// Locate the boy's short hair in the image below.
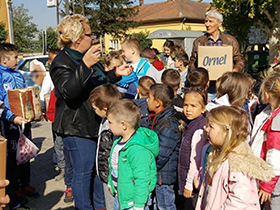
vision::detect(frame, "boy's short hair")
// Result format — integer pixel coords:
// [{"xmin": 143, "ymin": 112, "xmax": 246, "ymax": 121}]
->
[
  {"xmin": 107, "ymin": 99, "xmax": 141, "ymax": 128},
  {"xmin": 138, "ymin": 76, "xmax": 156, "ymax": 97},
  {"xmin": 161, "ymin": 69, "xmax": 181, "ymax": 92},
  {"xmin": 141, "ymin": 47, "xmax": 156, "ymax": 59},
  {"xmin": 175, "ymin": 53, "xmax": 189, "ymax": 67},
  {"xmin": 48, "ymin": 49, "xmax": 61, "ymax": 55},
  {"xmin": 0, "ymin": 43, "xmax": 19, "ymax": 60},
  {"xmin": 103, "ymin": 50, "xmax": 124, "ymax": 67},
  {"xmin": 150, "ymin": 84, "xmax": 174, "ymax": 107},
  {"xmin": 187, "ymin": 67, "xmax": 209, "ymax": 89},
  {"xmin": 89, "ymin": 84, "xmax": 122, "ymax": 110},
  {"xmin": 121, "ymin": 36, "xmax": 142, "ymax": 53}
]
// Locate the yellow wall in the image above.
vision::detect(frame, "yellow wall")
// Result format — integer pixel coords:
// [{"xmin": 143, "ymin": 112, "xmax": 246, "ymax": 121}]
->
[
  {"xmin": 104, "ymin": 21, "xmax": 205, "ymax": 52},
  {"xmin": 0, "ymin": 0, "xmax": 10, "ymax": 42}
]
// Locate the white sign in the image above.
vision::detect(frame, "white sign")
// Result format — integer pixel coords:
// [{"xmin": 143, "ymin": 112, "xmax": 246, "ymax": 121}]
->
[{"xmin": 47, "ymin": 0, "xmax": 57, "ymax": 8}]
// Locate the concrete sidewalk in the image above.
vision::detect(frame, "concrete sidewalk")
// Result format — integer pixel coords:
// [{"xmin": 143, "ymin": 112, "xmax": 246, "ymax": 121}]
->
[{"xmin": 5, "ymin": 121, "xmax": 75, "ymax": 210}]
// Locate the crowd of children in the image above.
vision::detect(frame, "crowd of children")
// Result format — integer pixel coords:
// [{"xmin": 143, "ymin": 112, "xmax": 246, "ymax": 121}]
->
[{"xmin": 1, "ymin": 33, "xmax": 280, "ymax": 210}]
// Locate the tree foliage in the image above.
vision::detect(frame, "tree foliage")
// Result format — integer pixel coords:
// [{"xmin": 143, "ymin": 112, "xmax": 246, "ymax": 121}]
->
[
  {"xmin": 13, "ymin": 4, "xmax": 39, "ymax": 52},
  {"xmin": 130, "ymin": 31, "xmax": 152, "ymax": 49},
  {"xmin": 209, "ymin": 0, "xmax": 280, "ymax": 61},
  {"xmin": 88, "ymin": 0, "xmax": 139, "ymax": 38},
  {"xmin": 39, "ymin": 27, "xmax": 58, "ymax": 51},
  {"xmin": 0, "ymin": 22, "xmax": 8, "ymax": 43},
  {"xmin": 209, "ymin": 1, "xmax": 280, "ymax": 47}
]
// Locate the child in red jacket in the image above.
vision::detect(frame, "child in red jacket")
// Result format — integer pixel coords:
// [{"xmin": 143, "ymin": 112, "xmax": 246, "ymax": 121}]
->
[{"xmin": 250, "ymin": 74, "xmax": 280, "ymax": 209}]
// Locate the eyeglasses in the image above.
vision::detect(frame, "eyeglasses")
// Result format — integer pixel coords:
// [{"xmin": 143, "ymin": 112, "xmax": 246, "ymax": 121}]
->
[{"xmin": 84, "ymin": 33, "xmax": 95, "ymax": 39}]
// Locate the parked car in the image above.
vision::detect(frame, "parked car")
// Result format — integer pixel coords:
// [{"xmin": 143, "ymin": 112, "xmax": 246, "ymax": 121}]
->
[{"xmin": 16, "ymin": 55, "xmax": 49, "ymax": 86}]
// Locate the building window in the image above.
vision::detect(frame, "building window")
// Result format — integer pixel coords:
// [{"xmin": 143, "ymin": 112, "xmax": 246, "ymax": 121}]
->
[{"xmin": 110, "ymin": 40, "xmax": 119, "ymax": 50}]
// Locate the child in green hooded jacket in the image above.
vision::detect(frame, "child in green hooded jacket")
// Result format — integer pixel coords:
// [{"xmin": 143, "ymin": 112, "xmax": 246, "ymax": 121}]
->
[{"xmin": 107, "ymin": 99, "xmax": 159, "ymax": 210}]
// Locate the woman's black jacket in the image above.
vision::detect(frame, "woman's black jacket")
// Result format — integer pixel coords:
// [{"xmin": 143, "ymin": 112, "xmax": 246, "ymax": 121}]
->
[{"xmin": 50, "ymin": 49, "xmax": 121, "ymax": 140}]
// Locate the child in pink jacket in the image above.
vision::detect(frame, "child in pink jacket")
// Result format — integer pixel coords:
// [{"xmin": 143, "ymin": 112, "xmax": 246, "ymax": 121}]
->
[{"xmin": 196, "ymin": 106, "xmax": 273, "ymax": 210}]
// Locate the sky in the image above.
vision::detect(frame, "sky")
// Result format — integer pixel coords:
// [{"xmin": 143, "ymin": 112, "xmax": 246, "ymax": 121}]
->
[{"xmin": 13, "ymin": 0, "xmax": 211, "ymax": 31}]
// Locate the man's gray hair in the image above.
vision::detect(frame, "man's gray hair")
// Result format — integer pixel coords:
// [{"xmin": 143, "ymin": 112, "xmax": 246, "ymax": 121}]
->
[{"xmin": 205, "ymin": 10, "xmax": 223, "ymax": 23}]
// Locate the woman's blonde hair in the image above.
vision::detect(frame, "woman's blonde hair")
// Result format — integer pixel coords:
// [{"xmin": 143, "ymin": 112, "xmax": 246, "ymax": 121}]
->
[
  {"xmin": 207, "ymin": 106, "xmax": 249, "ymax": 178},
  {"xmin": 57, "ymin": 14, "xmax": 89, "ymax": 47},
  {"xmin": 259, "ymin": 73, "xmax": 280, "ymax": 104},
  {"xmin": 216, "ymin": 72, "xmax": 253, "ymax": 107}
]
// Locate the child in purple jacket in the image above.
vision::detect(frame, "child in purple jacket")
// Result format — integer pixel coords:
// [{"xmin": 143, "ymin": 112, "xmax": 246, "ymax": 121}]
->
[{"xmin": 178, "ymin": 88, "xmax": 207, "ymax": 210}]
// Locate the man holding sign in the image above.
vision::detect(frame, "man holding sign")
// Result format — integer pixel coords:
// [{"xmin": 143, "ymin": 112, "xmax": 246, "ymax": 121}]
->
[{"xmin": 189, "ymin": 10, "xmax": 244, "ymax": 72}]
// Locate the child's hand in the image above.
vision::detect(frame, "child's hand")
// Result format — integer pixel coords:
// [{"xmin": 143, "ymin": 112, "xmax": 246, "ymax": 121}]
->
[
  {"xmin": 115, "ymin": 64, "xmax": 133, "ymax": 76},
  {"xmin": 13, "ymin": 116, "xmax": 28, "ymax": 125},
  {"xmin": 109, "ymin": 188, "xmax": 113, "ymax": 196},
  {"xmin": 0, "ymin": 180, "xmax": 10, "ymax": 208},
  {"xmin": 258, "ymin": 189, "xmax": 271, "ymax": 204},
  {"xmin": 183, "ymin": 188, "xmax": 193, "ymax": 198},
  {"xmin": 193, "ymin": 177, "xmax": 199, "ymax": 189}
]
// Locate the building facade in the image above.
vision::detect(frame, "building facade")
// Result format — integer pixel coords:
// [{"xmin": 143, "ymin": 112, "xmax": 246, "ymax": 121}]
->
[{"xmin": 104, "ymin": 0, "xmax": 210, "ymax": 52}]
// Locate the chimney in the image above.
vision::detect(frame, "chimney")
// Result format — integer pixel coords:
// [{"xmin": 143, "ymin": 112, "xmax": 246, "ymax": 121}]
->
[{"xmin": 139, "ymin": 0, "xmax": 144, "ymax": 6}]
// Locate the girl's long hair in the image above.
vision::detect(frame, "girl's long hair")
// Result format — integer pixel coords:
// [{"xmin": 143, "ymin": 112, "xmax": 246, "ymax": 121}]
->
[
  {"xmin": 216, "ymin": 72, "xmax": 253, "ymax": 107},
  {"xmin": 207, "ymin": 106, "xmax": 249, "ymax": 178}
]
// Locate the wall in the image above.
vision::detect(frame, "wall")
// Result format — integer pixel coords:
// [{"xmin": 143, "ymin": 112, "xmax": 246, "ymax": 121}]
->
[{"xmin": 0, "ymin": 0, "xmax": 10, "ymax": 42}]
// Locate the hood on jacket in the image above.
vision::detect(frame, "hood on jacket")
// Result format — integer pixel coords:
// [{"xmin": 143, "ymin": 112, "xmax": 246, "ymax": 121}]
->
[
  {"xmin": 123, "ymin": 127, "xmax": 159, "ymax": 158},
  {"xmin": 228, "ymin": 141, "xmax": 274, "ymax": 182},
  {"xmin": 206, "ymin": 94, "xmax": 231, "ymax": 111}
]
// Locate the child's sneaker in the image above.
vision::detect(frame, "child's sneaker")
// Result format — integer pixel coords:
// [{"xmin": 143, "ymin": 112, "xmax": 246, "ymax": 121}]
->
[
  {"xmin": 23, "ymin": 185, "xmax": 40, "ymax": 198},
  {"xmin": 15, "ymin": 190, "xmax": 29, "ymax": 204},
  {"xmin": 55, "ymin": 169, "xmax": 64, "ymax": 181},
  {"xmin": 64, "ymin": 188, "xmax": 74, "ymax": 203}
]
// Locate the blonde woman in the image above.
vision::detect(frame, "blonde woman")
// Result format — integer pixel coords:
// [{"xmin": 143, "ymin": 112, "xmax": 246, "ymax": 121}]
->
[{"xmin": 50, "ymin": 14, "xmax": 132, "ymax": 210}]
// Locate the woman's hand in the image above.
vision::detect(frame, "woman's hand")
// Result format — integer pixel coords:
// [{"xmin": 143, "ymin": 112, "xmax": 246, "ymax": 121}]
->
[
  {"xmin": 115, "ymin": 64, "xmax": 133, "ymax": 76},
  {"xmin": 258, "ymin": 189, "xmax": 271, "ymax": 204},
  {"xmin": 83, "ymin": 45, "xmax": 101, "ymax": 68}
]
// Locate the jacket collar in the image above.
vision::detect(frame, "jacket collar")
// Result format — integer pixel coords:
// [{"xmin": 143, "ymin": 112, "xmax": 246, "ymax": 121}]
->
[
  {"xmin": 0, "ymin": 64, "xmax": 15, "ymax": 72},
  {"xmin": 228, "ymin": 142, "xmax": 273, "ymax": 181},
  {"xmin": 149, "ymin": 106, "xmax": 175, "ymax": 130}
]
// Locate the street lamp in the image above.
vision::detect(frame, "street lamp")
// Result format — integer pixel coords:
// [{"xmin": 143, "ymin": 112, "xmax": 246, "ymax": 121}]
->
[{"xmin": 7, "ymin": 0, "xmax": 14, "ymax": 43}]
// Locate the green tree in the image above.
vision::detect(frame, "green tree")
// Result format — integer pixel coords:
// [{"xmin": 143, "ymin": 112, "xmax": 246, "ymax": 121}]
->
[
  {"xmin": 13, "ymin": 4, "xmax": 39, "ymax": 52},
  {"xmin": 39, "ymin": 27, "xmax": 58, "ymax": 51},
  {"xmin": 208, "ymin": 0, "xmax": 280, "ymax": 62},
  {"xmin": 87, "ymin": 0, "xmax": 139, "ymax": 50},
  {"xmin": 131, "ymin": 31, "xmax": 152, "ymax": 49},
  {"xmin": 0, "ymin": 22, "xmax": 8, "ymax": 43}
]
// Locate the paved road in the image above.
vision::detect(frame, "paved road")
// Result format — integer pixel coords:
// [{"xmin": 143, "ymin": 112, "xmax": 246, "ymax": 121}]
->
[{"xmin": 5, "ymin": 121, "xmax": 75, "ymax": 210}]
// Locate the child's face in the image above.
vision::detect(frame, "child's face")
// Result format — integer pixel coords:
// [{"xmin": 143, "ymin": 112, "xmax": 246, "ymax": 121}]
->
[
  {"xmin": 2, "ymin": 51, "xmax": 19, "ymax": 68},
  {"xmin": 204, "ymin": 121, "xmax": 226, "ymax": 147},
  {"xmin": 107, "ymin": 113, "xmax": 123, "ymax": 136},
  {"xmin": 48, "ymin": 53, "xmax": 58, "ymax": 65},
  {"xmin": 107, "ymin": 58, "xmax": 124, "ymax": 71},
  {"xmin": 164, "ymin": 46, "xmax": 171, "ymax": 56},
  {"xmin": 121, "ymin": 44, "xmax": 133, "ymax": 62},
  {"xmin": 174, "ymin": 58, "xmax": 181, "ymax": 68},
  {"xmin": 183, "ymin": 92, "xmax": 206, "ymax": 120},
  {"xmin": 146, "ymin": 91, "xmax": 159, "ymax": 113},
  {"xmin": 92, "ymin": 103, "xmax": 107, "ymax": 118}
]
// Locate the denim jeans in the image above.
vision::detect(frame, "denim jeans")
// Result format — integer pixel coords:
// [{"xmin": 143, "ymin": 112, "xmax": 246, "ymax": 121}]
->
[
  {"xmin": 63, "ymin": 136, "xmax": 102, "ymax": 210},
  {"xmin": 93, "ymin": 174, "xmax": 106, "ymax": 209},
  {"xmin": 155, "ymin": 184, "xmax": 176, "ymax": 210},
  {"xmin": 113, "ymin": 195, "xmax": 151, "ymax": 210},
  {"xmin": 63, "ymin": 141, "xmax": 73, "ymax": 189}
]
